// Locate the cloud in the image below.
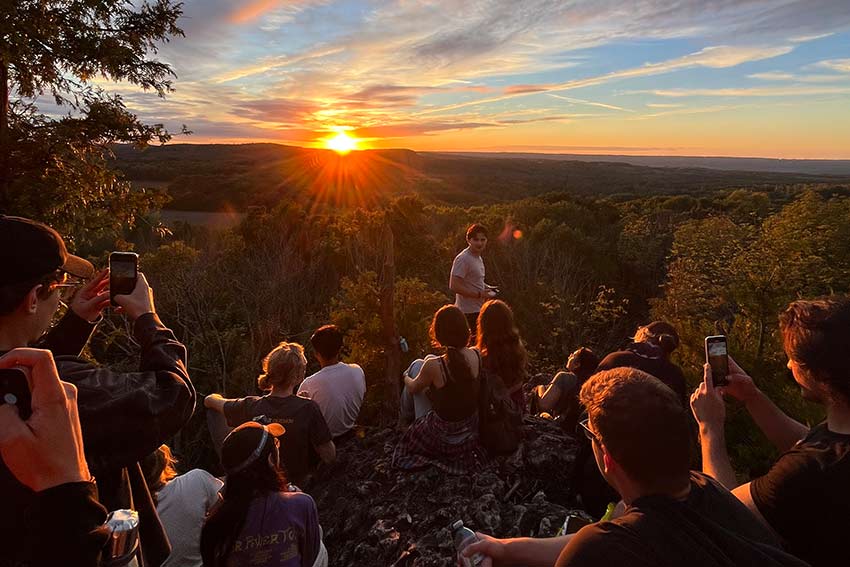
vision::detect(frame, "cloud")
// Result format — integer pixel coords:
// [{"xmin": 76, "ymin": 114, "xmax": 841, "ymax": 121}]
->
[
  {"xmin": 547, "ymin": 94, "xmax": 633, "ymax": 112},
  {"xmin": 645, "ymin": 103, "xmax": 684, "ymax": 108},
  {"xmin": 636, "ymin": 85, "xmax": 850, "ymax": 97},
  {"xmin": 231, "ymin": 99, "xmax": 321, "ymax": 124},
  {"xmin": 634, "ymin": 104, "xmax": 741, "ymax": 119},
  {"xmin": 749, "ymin": 70, "xmax": 849, "ymax": 82},
  {"xmin": 417, "ymin": 44, "xmax": 794, "ymax": 115},
  {"xmin": 815, "ymin": 58, "xmax": 850, "ymax": 73}
]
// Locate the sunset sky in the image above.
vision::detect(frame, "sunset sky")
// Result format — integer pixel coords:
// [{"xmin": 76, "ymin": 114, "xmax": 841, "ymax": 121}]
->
[{"xmin": 107, "ymin": 1, "xmax": 850, "ymax": 158}]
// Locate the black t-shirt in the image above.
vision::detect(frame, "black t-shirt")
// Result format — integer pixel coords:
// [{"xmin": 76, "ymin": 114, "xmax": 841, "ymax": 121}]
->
[
  {"xmin": 596, "ymin": 343, "xmax": 687, "ymax": 407},
  {"xmin": 751, "ymin": 422, "xmax": 850, "ymax": 567},
  {"xmin": 555, "ymin": 472, "xmax": 807, "ymax": 567},
  {"xmin": 224, "ymin": 395, "xmax": 332, "ymax": 484}
]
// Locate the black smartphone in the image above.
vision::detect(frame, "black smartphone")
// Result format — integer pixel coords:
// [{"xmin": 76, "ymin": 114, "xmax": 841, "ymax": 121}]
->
[
  {"xmin": 109, "ymin": 251, "xmax": 139, "ymax": 306},
  {"xmin": 705, "ymin": 335, "xmax": 729, "ymax": 387},
  {"xmin": 0, "ymin": 368, "xmax": 32, "ymax": 420}
]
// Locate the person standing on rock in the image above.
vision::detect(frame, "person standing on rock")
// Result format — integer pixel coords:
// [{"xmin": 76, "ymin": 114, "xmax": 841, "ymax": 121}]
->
[
  {"xmin": 464, "ymin": 367, "xmax": 807, "ymax": 567},
  {"xmin": 450, "ymin": 224, "xmax": 498, "ymax": 342}
]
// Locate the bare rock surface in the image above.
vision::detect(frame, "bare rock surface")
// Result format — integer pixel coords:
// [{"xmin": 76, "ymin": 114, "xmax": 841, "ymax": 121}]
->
[{"xmin": 308, "ymin": 416, "xmax": 584, "ymax": 566}]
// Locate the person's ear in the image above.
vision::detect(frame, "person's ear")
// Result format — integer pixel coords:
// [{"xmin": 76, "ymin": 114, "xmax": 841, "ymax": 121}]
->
[
  {"xmin": 26, "ymin": 286, "xmax": 41, "ymax": 314},
  {"xmin": 602, "ymin": 448, "xmax": 616, "ymax": 475}
]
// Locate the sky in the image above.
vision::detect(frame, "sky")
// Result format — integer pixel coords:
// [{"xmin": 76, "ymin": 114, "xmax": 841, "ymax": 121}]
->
[{"xmin": 107, "ymin": 0, "xmax": 850, "ymax": 158}]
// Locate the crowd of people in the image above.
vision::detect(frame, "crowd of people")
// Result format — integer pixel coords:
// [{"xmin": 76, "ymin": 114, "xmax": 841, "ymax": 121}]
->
[{"xmin": 2, "ymin": 216, "xmax": 848, "ymax": 567}]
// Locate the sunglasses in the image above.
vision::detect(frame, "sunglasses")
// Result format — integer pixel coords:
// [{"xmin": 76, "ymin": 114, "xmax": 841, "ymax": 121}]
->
[{"xmin": 578, "ymin": 418, "xmax": 601, "ymax": 445}]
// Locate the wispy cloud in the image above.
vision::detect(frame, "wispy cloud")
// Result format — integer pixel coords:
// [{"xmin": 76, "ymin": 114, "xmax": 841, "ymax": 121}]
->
[
  {"xmin": 814, "ymin": 58, "xmax": 850, "ymax": 73},
  {"xmin": 416, "ymin": 45, "xmax": 794, "ymax": 115},
  {"xmin": 547, "ymin": 94, "xmax": 633, "ymax": 112},
  {"xmin": 636, "ymin": 85, "xmax": 850, "ymax": 97}
]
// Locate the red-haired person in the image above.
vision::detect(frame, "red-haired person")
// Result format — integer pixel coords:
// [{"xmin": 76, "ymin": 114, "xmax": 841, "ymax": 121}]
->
[
  {"xmin": 692, "ymin": 296, "xmax": 850, "ymax": 567},
  {"xmin": 476, "ymin": 299, "xmax": 528, "ymax": 412},
  {"xmin": 465, "ymin": 368, "xmax": 806, "ymax": 567}
]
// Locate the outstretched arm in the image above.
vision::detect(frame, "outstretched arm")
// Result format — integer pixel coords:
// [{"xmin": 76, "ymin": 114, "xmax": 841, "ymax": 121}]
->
[
  {"xmin": 723, "ymin": 358, "xmax": 808, "ymax": 452},
  {"xmin": 464, "ymin": 532, "xmax": 573, "ymax": 567}
]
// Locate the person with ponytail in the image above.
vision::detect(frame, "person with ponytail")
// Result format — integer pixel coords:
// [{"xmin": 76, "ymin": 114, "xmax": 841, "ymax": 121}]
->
[
  {"xmin": 476, "ymin": 299, "xmax": 529, "ymax": 412},
  {"xmin": 204, "ymin": 342, "xmax": 335, "ymax": 486},
  {"xmin": 200, "ymin": 421, "xmax": 325, "ymax": 567},
  {"xmin": 392, "ymin": 305, "xmax": 485, "ymax": 474},
  {"xmin": 596, "ymin": 321, "xmax": 687, "ymax": 407}
]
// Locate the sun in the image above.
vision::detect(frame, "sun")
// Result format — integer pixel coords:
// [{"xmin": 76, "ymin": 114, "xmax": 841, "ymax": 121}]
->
[{"xmin": 325, "ymin": 132, "xmax": 359, "ymax": 154}]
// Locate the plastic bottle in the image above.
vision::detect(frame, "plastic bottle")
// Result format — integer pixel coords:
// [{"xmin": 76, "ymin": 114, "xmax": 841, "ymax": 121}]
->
[
  {"xmin": 451, "ymin": 520, "xmax": 484, "ymax": 567},
  {"xmin": 399, "ymin": 337, "xmax": 409, "ymax": 353}
]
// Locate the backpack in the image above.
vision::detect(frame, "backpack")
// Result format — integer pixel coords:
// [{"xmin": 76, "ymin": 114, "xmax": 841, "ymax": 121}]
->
[{"xmin": 477, "ymin": 366, "xmax": 523, "ymax": 456}]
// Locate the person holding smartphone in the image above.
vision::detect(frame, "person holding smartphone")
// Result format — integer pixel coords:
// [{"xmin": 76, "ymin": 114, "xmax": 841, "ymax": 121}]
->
[
  {"xmin": 0, "ymin": 215, "xmax": 195, "ymax": 567},
  {"xmin": 691, "ymin": 297, "xmax": 850, "ymax": 567},
  {"xmin": 0, "ymin": 348, "xmax": 110, "ymax": 567}
]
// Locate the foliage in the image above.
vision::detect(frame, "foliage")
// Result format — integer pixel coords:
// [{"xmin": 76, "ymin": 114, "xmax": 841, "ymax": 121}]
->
[
  {"xmin": 0, "ymin": 0, "xmax": 185, "ymax": 243},
  {"xmin": 330, "ymin": 272, "xmax": 447, "ymax": 424},
  {"xmin": 653, "ymin": 190, "xmax": 850, "ymax": 476}
]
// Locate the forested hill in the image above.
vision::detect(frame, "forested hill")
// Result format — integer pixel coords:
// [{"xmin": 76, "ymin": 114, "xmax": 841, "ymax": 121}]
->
[{"xmin": 112, "ymin": 143, "xmax": 850, "ymax": 211}]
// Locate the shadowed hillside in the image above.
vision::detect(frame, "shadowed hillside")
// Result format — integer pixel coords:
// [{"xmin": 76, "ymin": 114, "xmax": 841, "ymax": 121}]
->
[{"xmin": 113, "ymin": 143, "xmax": 850, "ymax": 211}]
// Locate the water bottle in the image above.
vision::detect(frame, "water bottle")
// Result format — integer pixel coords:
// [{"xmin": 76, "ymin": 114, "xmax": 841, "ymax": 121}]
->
[
  {"xmin": 451, "ymin": 520, "xmax": 484, "ymax": 567},
  {"xmin": 399, "ymin": 337, "xmax": 409, "ymax": 353}
]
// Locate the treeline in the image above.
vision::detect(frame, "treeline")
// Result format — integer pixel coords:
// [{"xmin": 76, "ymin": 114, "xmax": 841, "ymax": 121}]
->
[{"xmin": 81, "ymin": 183, "xmax": 849, "ymax": 476}]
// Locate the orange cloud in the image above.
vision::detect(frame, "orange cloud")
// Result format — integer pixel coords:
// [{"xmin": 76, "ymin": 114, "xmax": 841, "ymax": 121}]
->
[{"xmin": 229, "ymin": 0, "xmax": 282, "ymax": 24}]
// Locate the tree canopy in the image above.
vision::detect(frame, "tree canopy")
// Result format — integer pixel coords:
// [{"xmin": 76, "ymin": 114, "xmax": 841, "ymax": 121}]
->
[{"xmin": 0, "ymin": 0, "xmax": 184, "ymax": 242}]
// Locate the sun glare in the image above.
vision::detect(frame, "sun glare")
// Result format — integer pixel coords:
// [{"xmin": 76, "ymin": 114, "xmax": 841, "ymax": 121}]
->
[{"xmin": 325, "ymin": 132, "xmax": 359, "ymax": 154}]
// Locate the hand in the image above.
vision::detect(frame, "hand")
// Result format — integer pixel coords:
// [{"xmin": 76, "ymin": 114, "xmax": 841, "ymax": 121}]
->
[
  {"xmin": 721, "ymin": 356, "xmax": 760, "ymax": 404},
  {"xmin": 462, "ymin": 532, "xmax": 505, "ymax": 567},
  {"xmin": 0, "ymin": 348, "xmax": 91, "ymax": 492},
  {"xmin": 690, "ymin": 364, "xmax": 727, "ymax": 431},
  {"xmin": 69, "ymin": 269, "xmax": 110, "ymax": 323},
  {"xmin": 113, "ymin": 272, "xmax": 156, "ymax": 320}
]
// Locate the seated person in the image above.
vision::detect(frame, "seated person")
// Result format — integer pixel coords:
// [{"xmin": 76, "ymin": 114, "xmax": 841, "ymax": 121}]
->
[
  {"xmin": 392, "ymin": 305, "xmax": 485, "ymax": 475},
  {"xmin": 692, "ymin": 296, "xmax": 850, "ymax": 567},
  {"xmin": 298, "ymin": 325, "xmax": 365, "ymax": 440},
  {"xmin": 596, "ymin": 321, "xmax": 687, "ymax": 407},
  {"xmin": 533, "ymin": 347, "xmax": 599, "ymax": 429},
  {"xmin": 142, "ymin": 445, "xmax": 223, "ymax": 567},
  {"xmin": 464, "ymin": 368, "xmax": 806, "ymax": 567},
  {"xmin": 200, "ymin": 421, "xmax": 325, "ymax": 567},
  {"xmin": 205, "ymin": 342, "xmax": 335, "ymax": 486},
  {"xmin": 476, "ymin": 299, "xmax": 528, "ymax": 412}
]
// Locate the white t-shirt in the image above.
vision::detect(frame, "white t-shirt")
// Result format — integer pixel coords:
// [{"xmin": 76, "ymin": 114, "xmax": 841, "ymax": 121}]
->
[
  {"xmin": 451, "ymin": 246, "xmax": 486, "ymax": 314},
  {"xmin": 298, "ymin": 362, "xmax": 366, "ymax": 438},
  {"xmin": 156, "ymin": 469, "xmax": 223, "ymax": 567}
]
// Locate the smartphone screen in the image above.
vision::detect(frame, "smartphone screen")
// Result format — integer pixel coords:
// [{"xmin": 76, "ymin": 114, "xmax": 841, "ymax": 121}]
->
[
  {"xmin": 110, "ymin": 252, "xmax": 139, "ymax": 305},
  {"xmin": 0, "ymin": 368, "xmax": 32, "ymax": 420},
  {"xmin": 705, "ymin": 336, "xmax": 729, "ymax": 387}
]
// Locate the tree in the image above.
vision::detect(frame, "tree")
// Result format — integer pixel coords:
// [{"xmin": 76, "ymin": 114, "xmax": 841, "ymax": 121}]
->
[{"xmin": 0, "ymin": 0, "xmax": 184, "ymax": 242}]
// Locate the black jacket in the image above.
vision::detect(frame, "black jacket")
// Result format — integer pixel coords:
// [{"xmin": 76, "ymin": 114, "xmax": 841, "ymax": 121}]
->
[{"xmin": 1, "ymin": 311, "xmax": 195, "ymax": 567}]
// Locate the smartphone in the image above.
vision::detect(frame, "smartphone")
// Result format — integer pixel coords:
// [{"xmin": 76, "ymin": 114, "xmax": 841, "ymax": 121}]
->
[
  {"xmin": 705, "ymin": 335, "xmax": 729, "ymax": 387},
  {"xmin": 109, "ymin": 252, "xmax": 139, "ymax": 306},
  {"xmin": 0, "ymin": 368, "xmax": 32, "ymax": 420}
]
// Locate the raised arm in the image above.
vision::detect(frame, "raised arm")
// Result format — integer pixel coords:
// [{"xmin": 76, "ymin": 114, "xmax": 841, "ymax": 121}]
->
[
  {"xmin": 691, "ymin": 364, "xmax": 738, "ymax": 488},
  {"xmin": 723, "ymin": 358, "xmax": 808, "ymax": 452}
]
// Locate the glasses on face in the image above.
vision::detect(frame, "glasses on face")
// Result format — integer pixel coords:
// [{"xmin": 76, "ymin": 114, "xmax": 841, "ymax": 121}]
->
[
  {"xmin": 578, "ymin": 418, "xmax": 601, "ymax": 445},
  {"xmin": 47, "ymin": 271, "xmax": 85, "ymax": 302}
]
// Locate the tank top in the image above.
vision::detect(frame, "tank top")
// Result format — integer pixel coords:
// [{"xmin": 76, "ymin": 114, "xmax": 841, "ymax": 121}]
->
[{"xmin": 428, "ymin": 349, "xmax": 481, "ymax": 422}]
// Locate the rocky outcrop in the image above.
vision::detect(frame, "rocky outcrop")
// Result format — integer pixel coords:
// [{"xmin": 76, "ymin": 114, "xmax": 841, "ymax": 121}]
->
[{"xmin": 308, "ymin": 416, "xmax": 585, "ymax": 566}]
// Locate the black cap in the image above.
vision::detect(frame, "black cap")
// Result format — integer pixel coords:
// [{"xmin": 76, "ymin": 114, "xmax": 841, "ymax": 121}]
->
[{"xmin": 0, "ymin": 216, "xmax": 94, "ymax": 286}]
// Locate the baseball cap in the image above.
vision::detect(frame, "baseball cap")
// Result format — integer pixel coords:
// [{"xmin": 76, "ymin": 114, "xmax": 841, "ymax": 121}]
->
[
  {"xmin": 0, "ymin": 215, "xmax": 94, "ymax": 286},
  {"xmin": 221, "ymin": 419, "xmax": 286, "ymax": 474}
]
